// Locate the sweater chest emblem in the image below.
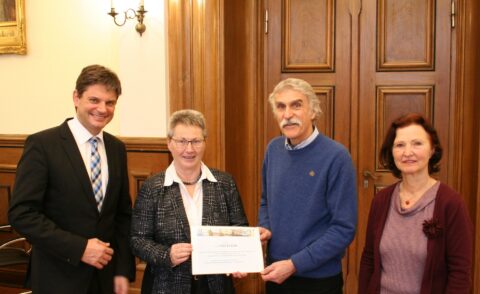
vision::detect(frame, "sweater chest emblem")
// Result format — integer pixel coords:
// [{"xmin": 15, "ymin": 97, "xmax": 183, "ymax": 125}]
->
[{"xmin": 309, "ymin": 170, "xmax": 315, "ymax": 177}]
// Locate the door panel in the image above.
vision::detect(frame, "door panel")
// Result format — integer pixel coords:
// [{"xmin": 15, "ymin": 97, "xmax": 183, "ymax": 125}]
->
[
  {"xmin": 315, "ymin": 87, "xmax": 335, "ymax": 138},
  {"xmin": 375, "ymin": 85, "xmax": 435, "ymax": 171},
  {"xmin": 282, "ymin": 0, "xmax": 335, "ymax": 72},
  {"xmin": 378, "ymin": 0, "xmax": 435, "ymax": 70}
]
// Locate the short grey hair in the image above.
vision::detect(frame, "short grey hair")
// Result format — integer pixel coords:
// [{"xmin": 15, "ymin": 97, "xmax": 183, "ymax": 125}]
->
[
  {"xmin": 167, "ymin": 109, "xmax": 208, "ymax": 138},
  {"xmin": 268, "ymin": 78, "xmax": 322, "ymax": 121}
]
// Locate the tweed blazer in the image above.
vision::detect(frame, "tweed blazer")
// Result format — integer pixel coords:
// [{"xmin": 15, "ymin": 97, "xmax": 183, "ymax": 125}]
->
[{"xmin": 131, "ymin": 169, "xmax": 248, "ymax": 294}]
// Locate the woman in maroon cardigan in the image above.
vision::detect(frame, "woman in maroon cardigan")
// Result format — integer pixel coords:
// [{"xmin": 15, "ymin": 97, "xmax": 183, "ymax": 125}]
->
[{"xmin": 359, "ymin": 113, "xmax": 473, "ymax": 294}]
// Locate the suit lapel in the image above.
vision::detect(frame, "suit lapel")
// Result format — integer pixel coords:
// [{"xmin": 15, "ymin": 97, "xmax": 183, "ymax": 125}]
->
[{"xmin": 59, "ymin": 120, "xmax": 99, "ymax": 213}]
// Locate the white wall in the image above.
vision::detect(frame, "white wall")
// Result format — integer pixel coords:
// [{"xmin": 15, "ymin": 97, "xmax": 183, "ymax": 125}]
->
[{"xmin": 0, "ymin": 0, "xmax": 168, "ymax": 137}]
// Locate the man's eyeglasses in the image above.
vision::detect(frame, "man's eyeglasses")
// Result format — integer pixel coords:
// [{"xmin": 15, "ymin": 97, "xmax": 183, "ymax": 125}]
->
[{"xmin": 170, "ymin": 138, "xmax": 205, "ymax": 149}]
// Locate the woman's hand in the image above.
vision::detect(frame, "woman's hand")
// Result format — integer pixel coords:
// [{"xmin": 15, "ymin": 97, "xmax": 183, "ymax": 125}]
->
[{"xmin": 170, "ymin": 243, "xmax": 192, "ymax": 267}]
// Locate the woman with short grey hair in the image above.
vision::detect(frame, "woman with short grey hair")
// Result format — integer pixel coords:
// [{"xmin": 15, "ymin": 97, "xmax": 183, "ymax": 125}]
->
[{"xmin": 131, "ymin": 109, "xmax": 248, "ymax": 294}]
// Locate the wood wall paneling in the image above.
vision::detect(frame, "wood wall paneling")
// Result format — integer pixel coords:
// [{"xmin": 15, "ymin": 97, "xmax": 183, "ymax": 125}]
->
[
  {"xmin": 0, "ymin": 148, "xmax": 34, "ymax": 287},
  {"xmin": 168, "ymin": 0, "xmax": 225, "ymax": 170},
  {"xmin": 122, "ymin": 138, "xmax": 171, "ymax": 294},
  {"xmin": 0, "ymin": 185, "xmax": 10, "ymax": 225},
  {"xmin": 168, "ymin": 0, "xmax": 267, "ymax": 291},
  {"xmin": 0, "ymin": 165, "xmax": 15, "ymax": 225},
  {"xmin": 453, "ymin": 0, "xmax": 480, "ymax": 292},
  {"xmin": 167, "ymin": 0, "xmax": 193, "ymax": 110},
  {"xmin": 169, "ymin": 0, "xmax": 480, "ymax": 292},
  {"xmin": 224, "ymin": 0, "xmax": 264, "ymax": 292},
  {"xmin": 224, "ymin": 0, "xmax": 259, "ymax": 228}
]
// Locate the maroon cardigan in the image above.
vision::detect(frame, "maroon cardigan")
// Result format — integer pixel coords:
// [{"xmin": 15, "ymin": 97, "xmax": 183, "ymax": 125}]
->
[{"xmin": 358, "ymin": 182, "xmax": 473, "ymax": 294}]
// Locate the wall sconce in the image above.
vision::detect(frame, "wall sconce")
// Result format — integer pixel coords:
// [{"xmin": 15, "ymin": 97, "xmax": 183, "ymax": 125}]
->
[{"xmin": 108, "ymin": 0, "xmax": 147, "ymax": 36}]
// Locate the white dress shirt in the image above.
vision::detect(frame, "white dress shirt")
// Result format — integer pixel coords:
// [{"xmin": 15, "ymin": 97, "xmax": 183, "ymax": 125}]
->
[
  {"xmin": 67, "ymin": 117, "xmax": 109, "ymax": 196},
  {"xmin": 164, "ymin": 162, "xmax": 217, "ymax": 226}
]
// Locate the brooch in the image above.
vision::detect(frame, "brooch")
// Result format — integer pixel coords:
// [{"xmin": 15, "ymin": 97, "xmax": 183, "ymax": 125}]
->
[{"xmin": 422, "ymin": 218, "xmax": 442, "ymax": 239}]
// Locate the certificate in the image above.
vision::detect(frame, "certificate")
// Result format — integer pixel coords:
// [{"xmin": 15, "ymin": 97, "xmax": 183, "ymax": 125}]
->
[{"xmin": 191, "ymin": 226, "xmax": 264, "ymax": 275}]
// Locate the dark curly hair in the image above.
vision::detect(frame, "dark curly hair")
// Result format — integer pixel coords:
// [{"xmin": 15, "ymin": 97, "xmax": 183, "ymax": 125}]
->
[{"xmin": 379, "ymin": 113, "xmax": 442, "ymax": 178}]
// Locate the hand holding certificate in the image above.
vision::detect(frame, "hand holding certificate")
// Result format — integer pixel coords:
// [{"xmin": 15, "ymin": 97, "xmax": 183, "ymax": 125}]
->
[{"xmin": 191, "ymin": 226, "xmax": 264, "ymax": 275}]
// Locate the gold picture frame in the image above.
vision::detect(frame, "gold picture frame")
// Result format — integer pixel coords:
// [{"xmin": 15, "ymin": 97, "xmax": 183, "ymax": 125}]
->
[{"xmin": 0, "ymin": 0, "xmax": 26, "ymax": 55}]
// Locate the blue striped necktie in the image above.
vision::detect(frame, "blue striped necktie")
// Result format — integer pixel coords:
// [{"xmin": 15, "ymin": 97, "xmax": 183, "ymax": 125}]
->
[{"xmin": 89, "ymin": 137, "xmax": 103, "ymax": 211}]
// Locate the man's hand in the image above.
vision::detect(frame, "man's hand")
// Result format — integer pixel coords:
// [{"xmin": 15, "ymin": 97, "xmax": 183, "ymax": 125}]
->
[
  {"xmin": 114, "ymin": 276, "xmax": 129, "ymax": 294},
  {"xmin": 261, "ymin": 259, "xmax": 296, "ymax": 284},
  {"xmin": 170, "ymin": 243, "xmax": 192, "ymax": 267},
  {"xmin": 258, "ymin": 227, "xmax": 272, "ymax": 246},
  {"xmin": 81, "ymin": 238, "xmax": 114, "ymax": 269}
]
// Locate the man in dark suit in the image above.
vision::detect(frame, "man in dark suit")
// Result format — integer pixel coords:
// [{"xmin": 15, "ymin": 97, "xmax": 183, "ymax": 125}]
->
[{"xmin": 9, "ymin": 64, "xmax": 136, "ymax": 294}]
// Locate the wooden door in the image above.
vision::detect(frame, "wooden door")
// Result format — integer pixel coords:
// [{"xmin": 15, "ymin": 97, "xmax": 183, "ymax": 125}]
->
[
  {"xmin": 356, "ymin": 0, "xmax": 453, "ymax": 292},
  {"xmin": 264, "ymin": 0, "xmax": 358, "ymax": 290},
  {"xmin": 264, "ymin": 0, "xmax": 353, "ymax": 148},
  {"xmin": 264, "ymin": 0, "xmax": 454, "ymax": 292}
]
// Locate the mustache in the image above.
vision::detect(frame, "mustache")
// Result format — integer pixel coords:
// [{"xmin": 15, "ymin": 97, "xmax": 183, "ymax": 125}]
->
[{"xmin": 280, "ymin": 118, "xmax": 302, "ymax": 128}]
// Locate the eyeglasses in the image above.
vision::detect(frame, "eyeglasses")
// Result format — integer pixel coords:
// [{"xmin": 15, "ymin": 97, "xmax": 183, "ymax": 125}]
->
[{"xmin": 170, "ymin": 137, "xmax": 205, "ymax": 149}]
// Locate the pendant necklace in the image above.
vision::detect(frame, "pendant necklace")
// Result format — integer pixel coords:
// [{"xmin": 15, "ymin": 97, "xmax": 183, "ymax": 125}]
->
[
  {"xmin": 401, "ymin": 184, "xmax": 419, "ymax": 207},
  {"xmin": 400, "ymin": 179, "xmax": 433, "ymax": 207}
]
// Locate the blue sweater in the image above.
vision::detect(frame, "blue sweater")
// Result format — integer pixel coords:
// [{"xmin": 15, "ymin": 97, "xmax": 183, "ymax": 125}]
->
[{"xmin": 258, "ymin": 134, "xmax": 357, "ymax": 278}]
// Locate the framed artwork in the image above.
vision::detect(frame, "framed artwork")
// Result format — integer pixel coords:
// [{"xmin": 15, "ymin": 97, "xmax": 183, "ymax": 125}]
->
[{"xmin": 0, "ymin": 0, "xmax": 26, "ymax": 54}]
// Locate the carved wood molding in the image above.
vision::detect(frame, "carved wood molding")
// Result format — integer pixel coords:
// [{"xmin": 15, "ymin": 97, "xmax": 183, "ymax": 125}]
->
[
  {"xmin": 0, "ymin": 135, "xmax": 27, "ymax": 148},
  {"xmin": 0, "ymin": 164, "xmax": 17, "ymax": 173},
  {"xmin": 119, "ymin": 137, "xmax": 167, "ymax": 152},
  {"xmin": 0, "ymin": 135, "xmax": 168, "ymax": 153}
]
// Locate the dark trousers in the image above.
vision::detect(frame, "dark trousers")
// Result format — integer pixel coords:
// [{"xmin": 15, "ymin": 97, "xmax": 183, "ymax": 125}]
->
[
  {"xmin": 266, "ymin": 273, "xmax": 343, "ymax": 294},
  {"xmin": 191, "ymin": 276, "xmax": 211, "ymax": 294},
  {"xmin": 87, "ymin": 271, "xmax": 102, "ymax": 294}
]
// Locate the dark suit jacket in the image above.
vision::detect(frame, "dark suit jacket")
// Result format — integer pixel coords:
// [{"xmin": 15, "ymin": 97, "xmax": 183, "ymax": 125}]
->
[
  {"xmin": 131, "ymin": 169, "xmax": 248, "ymax": 294},
  {"xmin": 8, "ymin": 119, "xmax": 136, "ymax": 294},
  {"xmin": 359, "ymin": 182, "xmax": 473, "ymax": 294}
]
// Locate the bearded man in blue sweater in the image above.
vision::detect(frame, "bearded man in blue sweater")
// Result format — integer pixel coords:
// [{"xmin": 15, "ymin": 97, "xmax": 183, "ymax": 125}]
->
[{"xmin": 258, "ymin": 78, "xmax": 357, "ymax": 293}]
